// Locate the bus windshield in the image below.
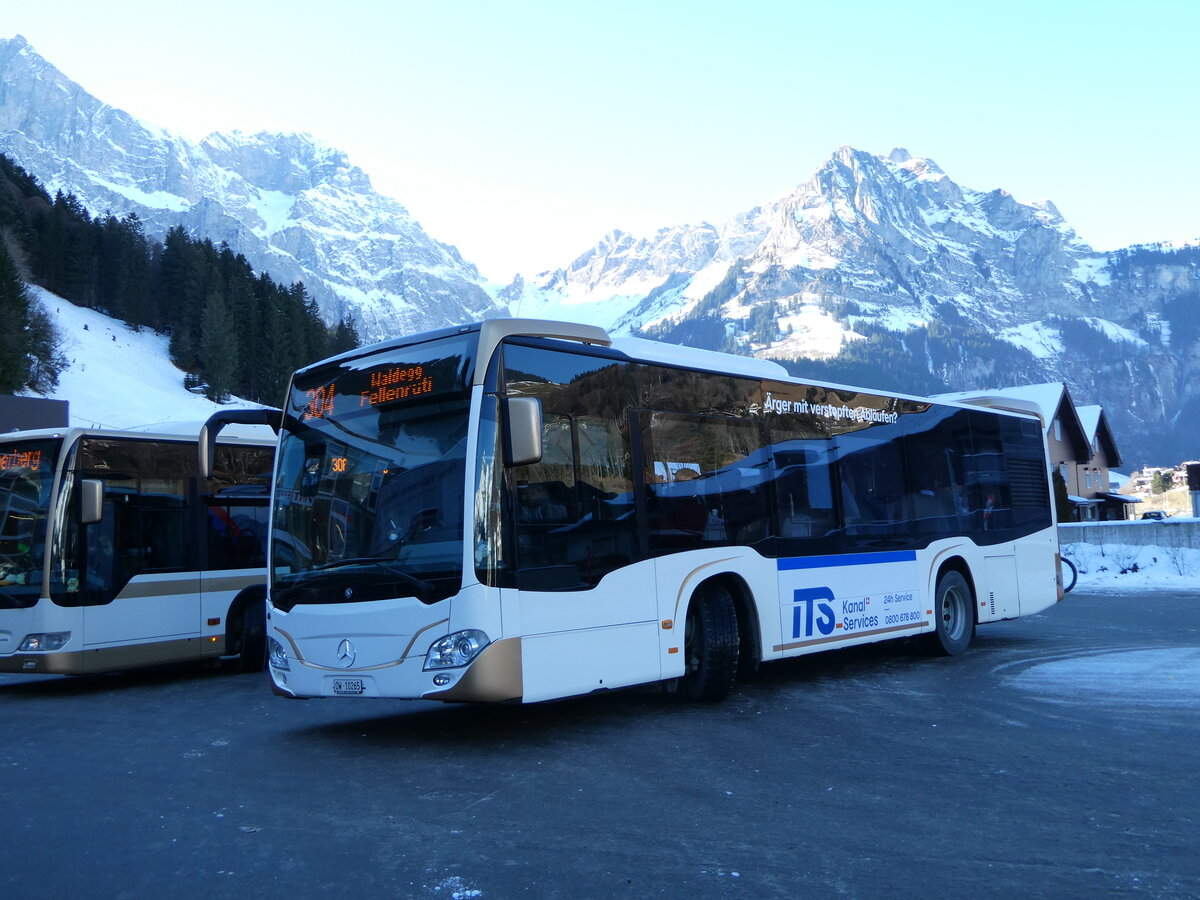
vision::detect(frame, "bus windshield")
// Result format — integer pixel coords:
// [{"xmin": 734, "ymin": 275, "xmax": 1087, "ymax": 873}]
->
[
  {"xmin": 0, "ymin": 439, "xmax": 61, "ymax": 608},
  {"xmin": 271, "ymin": 337, "xmax": 474, "ymax": 610}
]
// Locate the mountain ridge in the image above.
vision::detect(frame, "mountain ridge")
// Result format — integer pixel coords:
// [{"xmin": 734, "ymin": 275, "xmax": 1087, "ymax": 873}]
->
[{"xmin": 0, "ymin": 34, "xmax": 506, "ymax": 342}]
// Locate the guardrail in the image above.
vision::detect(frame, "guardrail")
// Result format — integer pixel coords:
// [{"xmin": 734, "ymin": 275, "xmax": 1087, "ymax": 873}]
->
[{"xmin": 1060, "ymin": 519, "xmax": 1200, "ymax": 548}]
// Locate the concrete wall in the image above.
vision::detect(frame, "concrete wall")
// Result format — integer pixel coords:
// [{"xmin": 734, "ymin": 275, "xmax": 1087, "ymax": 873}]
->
[{"xmin": 1060, "ymin": 520, "xmax": 1200, "ymax": 549}]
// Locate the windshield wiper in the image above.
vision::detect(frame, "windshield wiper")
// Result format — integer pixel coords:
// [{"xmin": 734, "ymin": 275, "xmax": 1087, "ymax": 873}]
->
[
  {"xmin": 309, "ymin": 557, "xmax": 434, "ymax": 603},
  {"xmin": 315, "ymin": 556, "xmax": 396, "ymax": 571}
]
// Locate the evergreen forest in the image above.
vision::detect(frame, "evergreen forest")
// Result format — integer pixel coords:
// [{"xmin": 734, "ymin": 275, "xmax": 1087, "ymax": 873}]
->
[{"xmin": 0, "ymin": 153, "xmax": 359, "ymax": 402}]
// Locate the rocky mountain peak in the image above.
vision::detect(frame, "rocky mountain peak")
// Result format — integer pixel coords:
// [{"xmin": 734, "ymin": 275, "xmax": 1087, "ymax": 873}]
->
[{"xmin": 0, "ymin": 35, "xmax": 506, "ymax": 342}]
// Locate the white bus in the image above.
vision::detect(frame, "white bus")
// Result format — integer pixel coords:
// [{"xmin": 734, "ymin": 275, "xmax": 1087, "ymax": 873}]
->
[
  {"xmin": 0, "ymin": 423, "xmax": 274, "ymax": 675},
  {"xmin": 243, "ymin": 319, "xmax": 1064, "ymax": 704}
]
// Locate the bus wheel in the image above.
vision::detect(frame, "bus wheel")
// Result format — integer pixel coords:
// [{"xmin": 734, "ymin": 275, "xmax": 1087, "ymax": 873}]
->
[
  {"xmin": 680, "ymin": 583, "xmax": 739, "ymax": 702},
  {"xmin": 238, "ymin": 597, "xmax": 268, "ymax": 673},
  {"xmin": 927, "ymin": 570, "xmax": 974, "ymax": 656}
]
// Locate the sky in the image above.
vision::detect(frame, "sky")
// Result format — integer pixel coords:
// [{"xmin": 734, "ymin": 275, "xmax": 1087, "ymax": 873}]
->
[{"xmin": 4, "ymin": 0, "xmax": 1199, "ymax": 281}]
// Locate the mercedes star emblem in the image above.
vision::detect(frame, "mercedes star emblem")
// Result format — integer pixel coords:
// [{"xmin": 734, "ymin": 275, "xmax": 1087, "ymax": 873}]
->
[{"xmin": 336, "ymin": 638, "xmax": 356, "ymax": 667}]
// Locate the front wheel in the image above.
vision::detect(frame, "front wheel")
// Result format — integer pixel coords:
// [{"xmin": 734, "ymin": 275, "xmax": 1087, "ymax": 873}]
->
[
  {"xmin": 679, "ymin": 583, "xmax": 739, "ymax": 702},
  {"xmin": 926, "ymin": 570, "xmax": 974, "ymax": 656}
]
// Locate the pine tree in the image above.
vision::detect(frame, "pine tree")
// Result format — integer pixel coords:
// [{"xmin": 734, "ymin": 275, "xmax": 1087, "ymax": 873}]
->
[
  {"xmin": 200, "ymin": 287, "xmax": 238, "ymax": 402},
  {"xmin": 330, "ymin": 315, "xmax": 360, "ymax": 356},
  {"xmin": 0, "ymin": 239, "xmax": 64, "ymax": 393},
  {"xmin": 0, "ymin": 240, "xmax": 30, "ymax": 391}
]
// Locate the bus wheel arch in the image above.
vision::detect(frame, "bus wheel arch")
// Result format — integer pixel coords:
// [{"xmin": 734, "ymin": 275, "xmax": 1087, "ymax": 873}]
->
[
  {"xmin": 927, "ymin": 560, "xmax": 975, "ymax": 656},
  {"xmin": 226, "ymin": 584, "xmax": 268, "ymax": 672},
  {"xmin": 678, "ymin": 578, "xmax": 741, "ymax": 702},
  {"xmin": 713, "ymin": 572, "xmax": 761, "ymax": 678}
]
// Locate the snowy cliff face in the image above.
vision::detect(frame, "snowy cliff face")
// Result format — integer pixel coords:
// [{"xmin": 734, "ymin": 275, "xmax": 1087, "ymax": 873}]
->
[
  {"xmin": 0, "ymin": 35, "xmax": 506, "ymax": 342},
  {"xmin": 515, "ymin": 146, "xmax": 1109, "ymax": 348}
]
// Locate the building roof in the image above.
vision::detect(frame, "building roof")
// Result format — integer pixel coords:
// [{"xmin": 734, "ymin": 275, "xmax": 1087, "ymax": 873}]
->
[{"xmin": 1075, "ymin": 405, "xmax": 1123, "ymax": 467}]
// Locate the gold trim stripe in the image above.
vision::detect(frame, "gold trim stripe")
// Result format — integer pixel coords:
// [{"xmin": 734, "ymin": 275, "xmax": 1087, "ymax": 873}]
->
[
  {"xmin": 275, "ymin": 618, "xmax": 450, "ymax": 671},
  {"xmin": 772, "ymin": 621, "xmax": 928, "ymax": 653},
  {"xmin": 672, "ymin": 556, "xmax": 740, "ymax": 621},
  {"xmin": 114, "ymin": 571, "xmax": 264, "ymax": 600}
]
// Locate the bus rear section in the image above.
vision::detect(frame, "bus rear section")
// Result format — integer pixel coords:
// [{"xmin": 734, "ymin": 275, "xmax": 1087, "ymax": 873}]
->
[{"xmin": 263, "ymin": 320, "xmax": 1061, "ymax": 705}]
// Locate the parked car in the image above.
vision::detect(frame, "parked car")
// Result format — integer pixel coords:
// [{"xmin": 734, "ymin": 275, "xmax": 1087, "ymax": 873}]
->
[{"xmin": 1141, "ymin": 510, "xmax": 1167, "ymax": 521}]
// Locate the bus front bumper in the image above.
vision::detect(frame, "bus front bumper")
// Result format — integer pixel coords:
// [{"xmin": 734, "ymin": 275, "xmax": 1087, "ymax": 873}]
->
[{"xmin": 268, "ymin": 636, "xmax": 523, "ymax": 703}]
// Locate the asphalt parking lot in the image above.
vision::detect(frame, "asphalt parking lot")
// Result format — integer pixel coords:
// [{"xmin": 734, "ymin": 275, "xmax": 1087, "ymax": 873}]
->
[{"xmin": 2, "ymin": 589, "xmax": 1197, "ymax": 899}]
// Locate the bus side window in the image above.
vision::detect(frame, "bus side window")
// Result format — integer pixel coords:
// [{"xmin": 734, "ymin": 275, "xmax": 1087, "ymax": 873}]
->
[
  {"xmin": 764, "ymin": 411, "xmax": 838, "ymax": 553},
  {"xmin": 835, "ymin": 424, "xmax": 912, "ymax": 549},
  {"xmin": 640, "ymin": 411, "xmax": 770, "ymax": 555},
  {"xmin": 903, "ymin": 406, "xmax": 972, "ymax": 539}
]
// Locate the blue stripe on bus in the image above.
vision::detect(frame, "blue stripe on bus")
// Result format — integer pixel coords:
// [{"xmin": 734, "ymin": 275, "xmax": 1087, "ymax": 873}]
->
[{"xmin": 777, "ymin": 550, "xmax": 917, "ymax": 571}]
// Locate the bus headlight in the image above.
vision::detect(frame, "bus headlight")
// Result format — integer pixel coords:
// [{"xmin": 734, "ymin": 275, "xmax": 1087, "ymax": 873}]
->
[
  {"xmin": 268, "ymin": 636, "xmax": 290, "ymax": 671},
  {"xmin": 424, "ymin": 630, "xmax": 489, "ymax": 670},
  {"xmin": 19, "ymin": 632, "xmax": 71, "ymax": 652}
]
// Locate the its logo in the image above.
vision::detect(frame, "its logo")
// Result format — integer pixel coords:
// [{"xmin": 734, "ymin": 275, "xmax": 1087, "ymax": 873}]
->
[
  {"xmin": 792, "ymin": 587, "xmax": 835, "ymax": 639},
  {"xmin": 336, "ymin": 639, "xmax": 356, "ymax": 667}
]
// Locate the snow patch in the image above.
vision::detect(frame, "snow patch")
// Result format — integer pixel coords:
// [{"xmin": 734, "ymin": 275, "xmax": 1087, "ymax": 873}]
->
[
  {"xmin": 86, "ymin": 173, "xmax": 190, "ymax": 212},
  {"xmin": 1082, "ymin": 317, "xmax": 1148, "ymax": 348},
  {"xmin": 998, "ymin": 321, "xmax": 1064, "ymax": 359},
  {"xmin": 21, "ymin": 286, "xmax": 263, "ymax": 430}
]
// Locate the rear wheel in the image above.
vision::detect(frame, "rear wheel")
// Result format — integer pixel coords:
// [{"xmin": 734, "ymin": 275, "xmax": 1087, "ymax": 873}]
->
[
  {"xmin": 237, "ymin": 596, "xmax": 267, "ymax": 673},
  {"xmin": 926, "ymin": 570, "xmax": 974, "ymax": 656},
  {"xmin": 679, "ymin": 583, "xmax": 739, "ymax": 702}
]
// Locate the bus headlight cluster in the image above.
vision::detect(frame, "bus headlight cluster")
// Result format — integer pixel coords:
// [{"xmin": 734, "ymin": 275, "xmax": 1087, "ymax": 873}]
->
[
  {"xmin": 19, "ymin": 632, "xmax": 70, "ymax": 652},
  {"xmin": 424, "ymin": 630, "xmax": 489, "ymax": 670},
  {"xmin": 268, "ymin": 637, "xmax": 290, "ymax": 671}
]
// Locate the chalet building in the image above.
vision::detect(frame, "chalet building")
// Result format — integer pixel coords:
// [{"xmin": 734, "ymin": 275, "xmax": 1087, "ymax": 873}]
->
[
  {"xmin": 1072, "ymin": 405, "xmax": 1137, "ymax": 520},
  {"xmin": 935, "ymin": 383, "xmax": 1135, "ymax": 522}
]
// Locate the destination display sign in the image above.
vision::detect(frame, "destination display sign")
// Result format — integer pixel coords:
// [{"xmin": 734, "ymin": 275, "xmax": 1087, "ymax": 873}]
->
[
  {"xmin": 0, "ymin": 449, "xmax": 42, "ymax": 473},
  {"xmin": 294, "ymin": 341, "xmax": 470, "ymax": 423},
  {"xmin": 302, "ymin": 364, "xmax": 443, "ymax": 421}
]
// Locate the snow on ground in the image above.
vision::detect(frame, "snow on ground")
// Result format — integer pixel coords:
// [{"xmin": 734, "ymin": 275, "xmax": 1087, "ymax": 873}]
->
[
  {"xmin": 24, "ymin": 286, "xmax": 264, "ymax": 432},
  {"xmin": 1061, "ymin": 534, "xmax": 1200, "ymax": 593},
  {"xmin": 1007, "ymin": 648, "xmax": 1200, "ymax": 708},
  {"xmin": 1008, "ymin": 531, "xmax": 1200, "ymax": 708}
]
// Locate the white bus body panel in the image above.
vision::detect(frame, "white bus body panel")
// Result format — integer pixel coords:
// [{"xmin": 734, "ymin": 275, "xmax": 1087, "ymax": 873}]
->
[
  {"xmin": 511, "ymin": 560, "xmax": 662, "ymax": 703},
  {"xmin": 82, "ymin": 573, "xmax": 201, "ymax": 647},
  {"xmin": 268, "ymin": 531, "xmax": 1059, "ymax": 703}
]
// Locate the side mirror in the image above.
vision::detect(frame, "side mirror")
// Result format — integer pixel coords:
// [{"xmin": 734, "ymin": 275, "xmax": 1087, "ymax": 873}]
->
[
  {"xmin": 199, "ymin": 407, "xmax": 282, "ymax": 478},
  {"xmin": 504, "ymin": 397, "xmax": 543, "ymax": 467},
  {"xmin": 80, "ymin": 479, "xmax": 104, "ymax": 525}
]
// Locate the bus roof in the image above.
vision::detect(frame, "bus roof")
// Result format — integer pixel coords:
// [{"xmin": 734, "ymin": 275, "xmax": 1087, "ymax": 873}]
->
[
  {"xmin": 293, "ymin": 318, "xmax": 1041, "ymax": 424},
  {"xmin": 1, "ymin": 423, "xmax": 275, "ymax": 446}
]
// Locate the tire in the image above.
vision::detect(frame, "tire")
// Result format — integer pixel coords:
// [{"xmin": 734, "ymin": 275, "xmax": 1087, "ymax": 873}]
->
[
  {"xmin": 1062, "ymin": 556, "xmax": 1078, "ymax": 594},
  {"xmin": 679, "ymin": 583, "xmax": 740, "ymax": 702},
  {"xmin": 237, "ymin": 596, "xmax": 268, "ymax": 673},
  {"xmin": 926, "ymin": 570, "xmax": 974, "ymax": 656}
]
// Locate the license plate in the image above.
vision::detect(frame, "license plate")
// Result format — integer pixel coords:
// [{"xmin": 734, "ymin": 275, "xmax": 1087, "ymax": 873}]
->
[{"xmin": 331, "ymin": 678, "xmax": 365, "ymax": 695}]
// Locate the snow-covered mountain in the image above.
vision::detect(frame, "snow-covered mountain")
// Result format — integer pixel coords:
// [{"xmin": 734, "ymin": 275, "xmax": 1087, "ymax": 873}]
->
[
  {"xmin": 513, "ymin": 146, "xmax": 1117, "ymax": 351},
  {"xmin": 0, "ymin": 35, "xmax": 505, "ymax": 342}
]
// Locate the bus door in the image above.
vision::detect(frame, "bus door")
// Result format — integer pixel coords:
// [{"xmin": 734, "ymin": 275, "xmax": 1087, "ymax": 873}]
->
[
  {"xmin": 80, "ymin": 439, "xmax": 199, "ymax": 652},
  {"xmin": 507, "ymin": 412, "xmax": 658, "ymax": 701},
  {"xmin": 201, "ymin": 490, "xmax": 270, "ymax": 640}
]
